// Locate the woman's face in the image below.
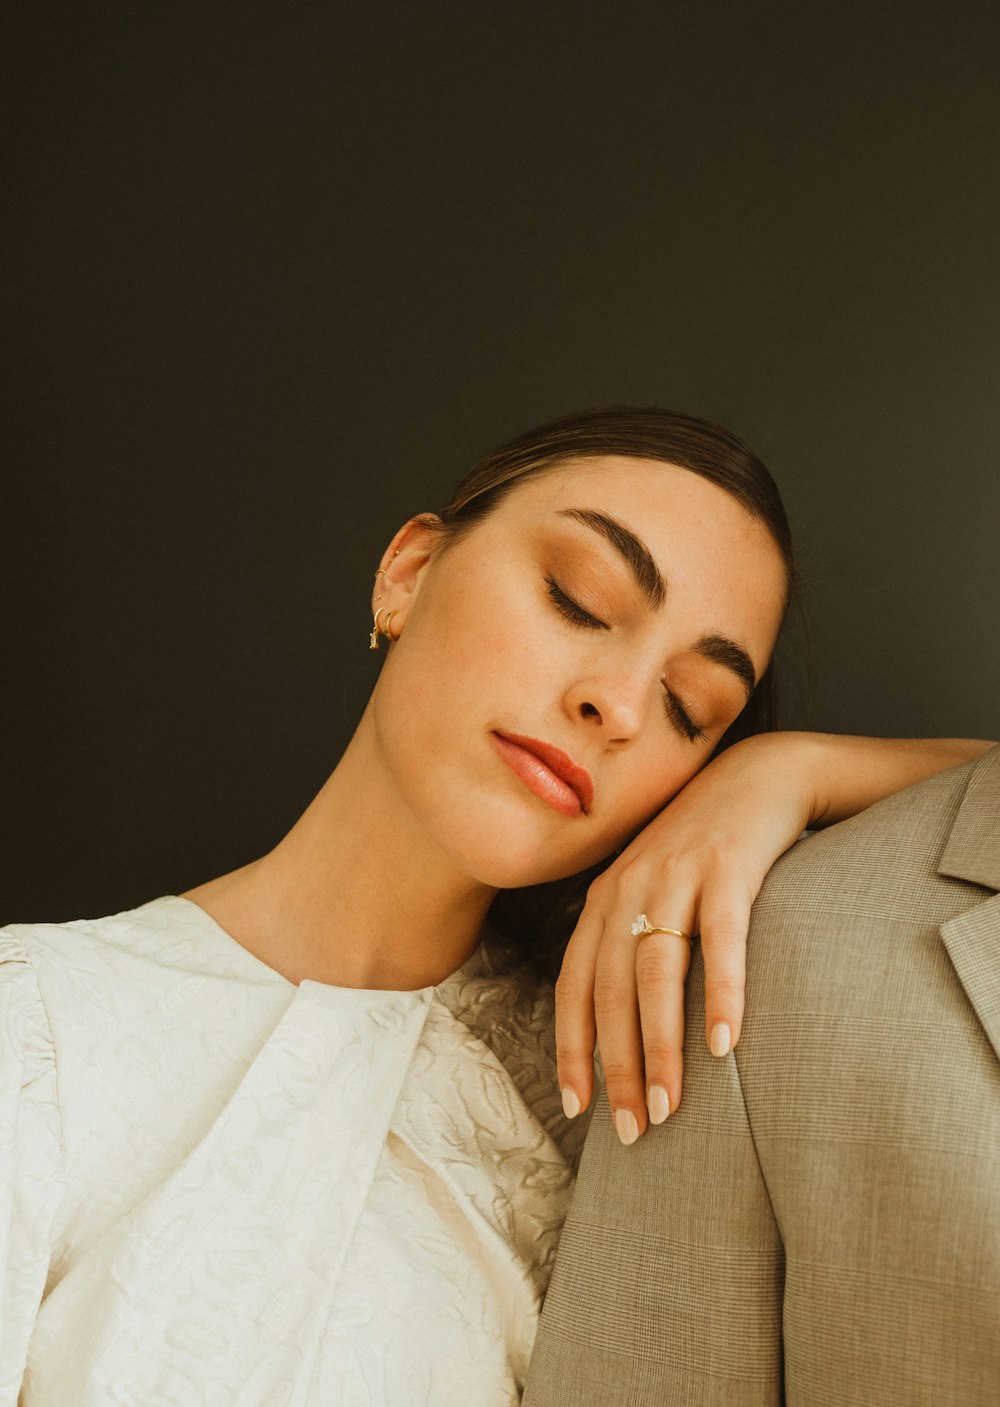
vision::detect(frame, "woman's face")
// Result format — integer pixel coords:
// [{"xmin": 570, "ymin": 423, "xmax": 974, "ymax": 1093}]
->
[{"xmin": 372, "ymin": 455, "xmax": 789, "ymax": 889}]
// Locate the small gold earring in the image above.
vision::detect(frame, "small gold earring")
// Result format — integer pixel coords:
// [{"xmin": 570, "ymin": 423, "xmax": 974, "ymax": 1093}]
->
[
  {"xmin": 369, "ymin": 605, "xmax": 388, "ymax": 650},
  {"xmin": 369, "ymin": 554, "xmax": 400, "ymax": 649}
]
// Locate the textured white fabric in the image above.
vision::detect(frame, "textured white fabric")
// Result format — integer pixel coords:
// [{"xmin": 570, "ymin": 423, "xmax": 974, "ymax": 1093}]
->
[{"xmin": 0, "ymin": 895, "xmax": 578, "ymax": 1405}]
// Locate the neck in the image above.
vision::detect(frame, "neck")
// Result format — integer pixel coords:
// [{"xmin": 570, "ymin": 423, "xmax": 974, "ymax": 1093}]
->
[{"xmin": 186, "ymin": 703, "xmax": 498, "ymax": 991}]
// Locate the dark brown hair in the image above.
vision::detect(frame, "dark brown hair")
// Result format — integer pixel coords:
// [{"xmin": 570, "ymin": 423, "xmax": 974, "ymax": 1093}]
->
[{"xmin": 434, "ymin": 405, "xmax": 799, "ymax": 982}]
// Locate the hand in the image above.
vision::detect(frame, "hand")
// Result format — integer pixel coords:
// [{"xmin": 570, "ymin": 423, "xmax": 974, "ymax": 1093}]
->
[{"xmin": 554, "ymin": 732, "xmax": 815, "ymax": 1144}]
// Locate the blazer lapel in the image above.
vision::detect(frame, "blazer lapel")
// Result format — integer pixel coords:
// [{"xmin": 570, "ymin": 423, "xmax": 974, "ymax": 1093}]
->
[
  {"xmin": 937, "ymin": 746, "xmax": 1000, "ymax": 1066},
  {"xmin": 940, "ymin": 896, "xmax": 1000, "ymax": 1066}
]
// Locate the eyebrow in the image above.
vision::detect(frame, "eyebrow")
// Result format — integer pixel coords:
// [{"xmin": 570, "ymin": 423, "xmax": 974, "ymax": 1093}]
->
[
  {"xmin": 558, "ymin": 507, "xmax": 667, "ymax": 609},
  {"xmin": 557, "ymin": 506, "xmax": 758, "ymax": 701},
  {"xmin": 691, "ymin": 633, "xmax": 757, "ymax": 702}
]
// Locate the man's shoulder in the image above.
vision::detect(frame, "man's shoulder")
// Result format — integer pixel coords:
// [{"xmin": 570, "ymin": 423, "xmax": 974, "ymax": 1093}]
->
[{"xmin": 755, "ymin": 749, "xmax": 997, "ymax": 924}]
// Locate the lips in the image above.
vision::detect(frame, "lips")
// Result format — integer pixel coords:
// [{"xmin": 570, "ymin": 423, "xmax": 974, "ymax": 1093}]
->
[{"xmin": 491, "ymin": 730, "xmax": 594, "ymax": 816}]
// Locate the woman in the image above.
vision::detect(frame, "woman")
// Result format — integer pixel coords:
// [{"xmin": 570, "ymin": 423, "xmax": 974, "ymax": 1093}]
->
[{"xmin": 1, "ymin": 406, "xmax": 991, "ymax": 1405}]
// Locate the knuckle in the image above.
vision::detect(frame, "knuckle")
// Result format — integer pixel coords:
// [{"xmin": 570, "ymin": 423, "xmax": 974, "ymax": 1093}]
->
[
  {"xmin": 592, "ymin": 980, "xmax": 631, "ymax": 1015},
  {"xmin": 642, "ymin": 1037, "xmax": 680, "ymax": 1064},
  {"xmin": 601, "ymin": 1059, "xmax": 642, "ymax": 1086},
  {"xmin": 613, "ymin": 849, "xmax": 644, "ymax": 883},
  {"xmin": 664, "ymin": 843, "xmax": 718, "ymax": 876},
  {"xmin": 583, "ymin": 873, "xmax": 614, "ymax": 907},
  {"xmin": 703, "ymin": 844, "xmax": 734, "ymax": 873},
  {"xmin": 707, "ymin": 978, "xmax": 745, "ymax": 1003},
  {"xmin": 658, "ymin": 853, "xmax": 697, "ymax": 883},
  {"xmin": 635, "ymin": 966, "xmax": 681, "ymax": 1001},
  {"xmin": 555, "ymin": 1035, "xmax": 590, "ymax": 1068},
  {"xmin": 554, "ymin": 971, "xmax": 591, "ymax": 1005},
  {"xmin": 556, "ymin": 1060, "xmax": 589, "ymax": 1089},
  {"xmin": 705, "ymin": 915, "xmax": 746, "ymax": 944},
  {"xmin": 635, "ymin": 948, "xmax": 687, "ymax": 985}
]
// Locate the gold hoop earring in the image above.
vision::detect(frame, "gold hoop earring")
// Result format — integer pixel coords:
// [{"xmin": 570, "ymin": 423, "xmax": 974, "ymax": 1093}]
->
[
  {"xmin": 369, "ymin": 606, "xmax": 388, "ymax": 650},
  {"xmin": 369, "ymin": 552, "xmax": 401, "ymax": 649},
  {"xmin": 383, "ymin": 610, "xmax": 397, "ymax": 642}
]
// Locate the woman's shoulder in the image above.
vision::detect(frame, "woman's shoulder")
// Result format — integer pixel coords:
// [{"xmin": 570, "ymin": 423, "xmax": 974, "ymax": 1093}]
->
[
  {"xmin": 2, "ymin": 893, "xmax": 192, "ymax": 969},
  {"xmin": 0, "ymin": 892, "xmax": 291, "ymax": 992},
  {"xmin": 0, "ymin": 900, "xmax": 205, "ymax": 1135},
  {"xmin": 0, "ymin": 928, "xmax": 67, "ymax": 1379},
  {"xmin": 0, "ymin": 924, "xmax": 59, "ymax": 1081},
  {"xmin": 0, "ymin": 895, "xmax": 289, "ymax": 1078}
]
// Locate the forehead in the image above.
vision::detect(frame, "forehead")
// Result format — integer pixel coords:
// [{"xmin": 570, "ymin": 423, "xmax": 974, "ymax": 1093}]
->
[{"xmin": 499, "ymin": 454, "xmax": 769, "ymax": 545}]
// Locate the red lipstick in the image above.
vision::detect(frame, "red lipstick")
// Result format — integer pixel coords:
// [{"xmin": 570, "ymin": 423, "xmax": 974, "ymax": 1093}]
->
[{"xmin": 491, "ymin": 731, "xmax": 594, "ymax": 817}]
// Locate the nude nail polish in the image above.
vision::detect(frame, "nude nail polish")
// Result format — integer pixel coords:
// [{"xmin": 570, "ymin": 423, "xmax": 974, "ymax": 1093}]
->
[
  {"xmin": 561, "ymin": 1087, "xmax": 581, "ymax": 1119},
  {"xmin": 647, "ymin": 1085, "xmax": 670, "ymax": 1124},
  {"xmin": 615, "ymin": 1109, "xmax": 639, "ymax": 1145},
  {"xmin": 709, "ymin": 1022, "xmax": 732, "ymax": 1057}
]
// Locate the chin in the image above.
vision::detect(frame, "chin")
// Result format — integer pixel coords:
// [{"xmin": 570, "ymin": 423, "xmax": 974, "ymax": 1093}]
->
[
  {"xmin": 403, "ymin": 754, "xmax": 629, "ymax": 887},
  {"xmin": 457, "ymin": 844, "xmax": 555, "ymax": 891},
  {"xmin": 448, "ymin": 820, "xmax": 619, "ymax": 891}
]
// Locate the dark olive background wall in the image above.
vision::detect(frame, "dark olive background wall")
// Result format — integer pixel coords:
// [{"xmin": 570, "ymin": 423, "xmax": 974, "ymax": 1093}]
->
[{"xmin": 3, "ymin": 1, "xmax": 998, "ymax": 923}]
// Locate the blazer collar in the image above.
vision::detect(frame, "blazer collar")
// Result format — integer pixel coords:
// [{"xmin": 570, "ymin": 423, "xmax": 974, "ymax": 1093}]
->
[{"xmin": 937, "ymin": 745, "xmax": 1000, "ymax": 891}]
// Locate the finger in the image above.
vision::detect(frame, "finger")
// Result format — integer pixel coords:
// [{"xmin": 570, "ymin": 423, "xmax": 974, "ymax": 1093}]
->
[
  {"xmin": 553, "ymin": 903, "xmax": 604, "ymax": 1118},
  {"xmin": 698, "ymin": 880, "xmax": 754, "ymax": 1057},
  {"xmin": 592, "ymin": 914, "xmax": 649, "ymax": 1145},
  {"xmin": 635, "ymin": 930, "xmax": 693, "ymax": 1123}
]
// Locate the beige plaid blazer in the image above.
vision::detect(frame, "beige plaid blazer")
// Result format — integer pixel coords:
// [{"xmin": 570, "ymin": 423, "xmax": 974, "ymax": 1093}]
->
[{"xmin": 524, "ymin": 744, "xmax": 1000, "ymax": 1406}]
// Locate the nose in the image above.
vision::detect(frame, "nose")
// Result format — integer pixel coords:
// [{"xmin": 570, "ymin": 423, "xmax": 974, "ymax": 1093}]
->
[{"xmin": 565, "ymin": 671, "xmax": 649, "ymax": 744}]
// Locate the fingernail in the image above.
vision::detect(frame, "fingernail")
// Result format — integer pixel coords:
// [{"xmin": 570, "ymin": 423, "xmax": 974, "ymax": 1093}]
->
[
  {"xmin": 709, "ymin": 1022, "xmax": 732, "ymax": 1057},
  {"xmin": 561, "ymin": 1086, "xmax": 581, "ymax": 1119},
  {"xmin": 615, "ymin": 1109, "xmax": 639, "ymax": 1145},
  {"xmin": 647, "ymin": 1085, "xmax": 670, "ymax": 1124}
]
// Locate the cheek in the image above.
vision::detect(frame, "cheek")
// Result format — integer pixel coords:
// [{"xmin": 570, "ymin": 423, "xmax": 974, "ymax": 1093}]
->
[
  {"xmin": 371, "ymin": 559, "xmax": 539, "ymax": 774},
  {"xmin": 416, "ymin": 563, "xmax": 558, "ymax": 714},
  {"xmin": 565, "ymin": 743, "xmax": 711, "ymax": 875}
]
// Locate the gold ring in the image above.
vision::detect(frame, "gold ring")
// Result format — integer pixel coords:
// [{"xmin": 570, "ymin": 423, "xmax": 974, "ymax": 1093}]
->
[{"xmin": 629, "ymin": 913, "xmax": 693, "ymax": 943}]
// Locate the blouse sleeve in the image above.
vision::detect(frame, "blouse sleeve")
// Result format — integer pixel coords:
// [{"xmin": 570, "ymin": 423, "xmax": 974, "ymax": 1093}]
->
[{"xmin": 0, "ymin": 931, "xmax": 66, "ymax": 1406}]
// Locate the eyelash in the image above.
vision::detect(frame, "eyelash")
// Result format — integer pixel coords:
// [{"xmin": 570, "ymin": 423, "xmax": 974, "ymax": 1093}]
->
[
  {"xmin": 544, "ymin": 576, "xmax": 708, "ymax": 744},
  {"xmin": 545, "ymin": 575, "xmax": 609, "ymax": 631},
  {"xmin": 662, "ymin": 691, "xmax": 709, "ymax": 745}
]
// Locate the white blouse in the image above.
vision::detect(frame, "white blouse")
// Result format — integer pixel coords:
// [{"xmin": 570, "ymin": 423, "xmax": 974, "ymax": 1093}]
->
[{"xmin": 0, "ymin": 895, "xmax": 589, "ymax": 1406}]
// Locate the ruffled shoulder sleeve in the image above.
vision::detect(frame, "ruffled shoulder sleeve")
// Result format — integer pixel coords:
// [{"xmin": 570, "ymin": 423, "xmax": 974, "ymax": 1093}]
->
[{"xmin": 0, "ymin": 930, "xmax": 66, "ymax": 1404}]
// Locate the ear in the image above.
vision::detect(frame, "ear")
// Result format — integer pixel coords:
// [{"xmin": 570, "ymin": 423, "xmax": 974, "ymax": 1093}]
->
[{"xmin": 371, "ymin": 513, "xmax": 444, "ymax": 625}]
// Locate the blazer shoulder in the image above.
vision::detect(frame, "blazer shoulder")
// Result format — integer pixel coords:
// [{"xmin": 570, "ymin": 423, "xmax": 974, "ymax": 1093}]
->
[{"xmin": 754, "ymin": 754, "xmax": 986, "ymax": 922}]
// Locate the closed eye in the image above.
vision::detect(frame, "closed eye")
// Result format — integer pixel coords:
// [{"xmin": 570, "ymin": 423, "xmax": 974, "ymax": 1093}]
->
[
  {"xmin": 662, "ymin": 688, "xmax": 709, "ymax": 743},
  {"xmin": 545, "ymin": 576, "xmax": 610, "ymax": 631}
]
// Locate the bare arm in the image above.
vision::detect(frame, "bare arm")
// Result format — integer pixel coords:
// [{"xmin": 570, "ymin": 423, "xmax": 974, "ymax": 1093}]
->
[{"xmin": 794, "ymin": 733, "xmax": 997, "ymax": 827}]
